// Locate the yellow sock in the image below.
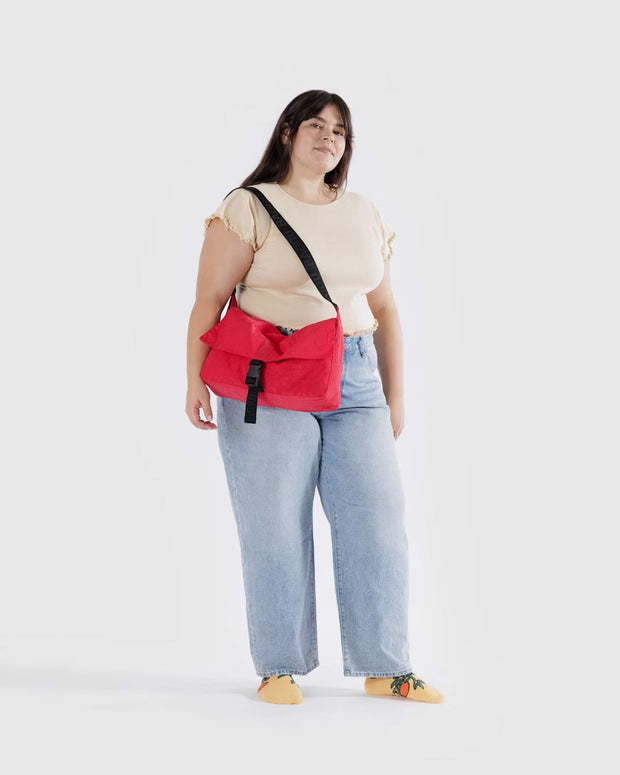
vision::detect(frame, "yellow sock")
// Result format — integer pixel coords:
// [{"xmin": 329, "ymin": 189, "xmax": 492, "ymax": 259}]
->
[
  {"xmin": 257, "ymin": 674, "xmax": 303, "ymax": 704},
  {"xmin": 364, "ymin": 672, "xmax": 444, "ymax": 703}
]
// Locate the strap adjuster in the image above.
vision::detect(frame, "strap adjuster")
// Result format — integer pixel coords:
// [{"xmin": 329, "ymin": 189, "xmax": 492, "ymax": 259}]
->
[{"xmin": 245, "ymin": 358, "xmax": 264, "ymax": 387}]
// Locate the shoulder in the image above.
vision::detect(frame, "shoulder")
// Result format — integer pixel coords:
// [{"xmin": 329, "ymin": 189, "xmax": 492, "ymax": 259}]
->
[
  {"xmin": 335, "ymin": 189, "xmax": 392, "ymax": 227},
  {"xmin": 336, "ymin": 189, "xmax": 382, "ymax": 217},
  {"xmin": 357, "ymin": 194, "xmax": 397, "ymax": 263},
  {"xmin": 204, "ymin": 185, "xmax": 273, "ymax": 251}
]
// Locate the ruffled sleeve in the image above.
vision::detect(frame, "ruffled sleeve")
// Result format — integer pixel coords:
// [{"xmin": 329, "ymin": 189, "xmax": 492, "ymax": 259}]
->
[
  {"xmin": 204, "ymin": 187, "xmax": 263, "ymax": 251},
  {"xmin": 370, "ymin": 200, "xmax": 396, "ymax": 262}
]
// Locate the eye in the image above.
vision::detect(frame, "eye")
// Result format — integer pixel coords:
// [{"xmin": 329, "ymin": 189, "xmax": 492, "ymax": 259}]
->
[{"xmin": 309, "ymin": 122, "xmax": 345, "ymax": 137}]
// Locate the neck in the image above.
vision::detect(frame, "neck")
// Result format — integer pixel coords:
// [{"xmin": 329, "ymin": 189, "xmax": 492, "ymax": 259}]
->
[{"xmin": 279, "ymin": 170, "xmax": 333, "ymax": 202}]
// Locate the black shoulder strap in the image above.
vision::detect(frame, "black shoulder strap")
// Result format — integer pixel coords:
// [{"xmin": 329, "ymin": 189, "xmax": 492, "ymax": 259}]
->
[{"xmin": 223, "ymin": 185, "xmax": 338, "ymax": 310}]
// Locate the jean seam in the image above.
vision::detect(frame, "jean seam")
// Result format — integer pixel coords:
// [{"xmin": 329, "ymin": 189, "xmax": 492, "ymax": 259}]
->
[
  {"xmin": 309, "ymin": 533, "xmax": 318, "ymax": 664},
  {"xmin": 256, "ymin": 661, "xmax": 320, "ymax": 677},
  {"xmin": 344, "ymin": 666, "xmax": 413, "ymax": 677},
  {"xmin": 321, "ymin": 457, "xmax": 350, "ymax": 673},
  {"xmin": 218, "ymin": 399, "xmax": 260, "ymax": 666}
]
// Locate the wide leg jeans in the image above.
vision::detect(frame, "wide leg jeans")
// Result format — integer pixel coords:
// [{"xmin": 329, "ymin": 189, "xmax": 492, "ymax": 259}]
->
[{"xmin": 215, "ymin": 332, "xmax": 413, "ymax": 678}]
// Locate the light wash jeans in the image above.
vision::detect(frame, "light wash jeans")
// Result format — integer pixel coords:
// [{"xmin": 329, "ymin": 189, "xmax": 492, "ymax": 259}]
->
[{"xmin": 215, "ymin": 331, "xmax": 412, "ymax": 678}]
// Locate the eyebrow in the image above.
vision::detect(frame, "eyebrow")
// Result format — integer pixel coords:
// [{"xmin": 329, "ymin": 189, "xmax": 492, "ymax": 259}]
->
[{"xmin": 308, "ymin": 115, "xmax": 346, "ymax": 129}]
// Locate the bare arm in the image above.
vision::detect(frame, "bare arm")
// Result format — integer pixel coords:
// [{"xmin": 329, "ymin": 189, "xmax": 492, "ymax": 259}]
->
[
  {"xmin": 366, "ymin": 261, "xmax": 405, "ymax": 439},
  {"xmin": 185, "ymin": 218, "xmax": 254, "ymax": 429}
]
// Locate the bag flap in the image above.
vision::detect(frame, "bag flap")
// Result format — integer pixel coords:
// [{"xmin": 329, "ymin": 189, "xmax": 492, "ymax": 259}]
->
[{"xmin": 199, "ymin": 306, "xmax": 341, "ymax": 361}]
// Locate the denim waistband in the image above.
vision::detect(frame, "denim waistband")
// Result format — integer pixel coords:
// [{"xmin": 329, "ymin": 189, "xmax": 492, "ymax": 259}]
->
[
  {"xmin": 343, "ymin": 332, "xmax": 374, "ymax": 348},
  {"xmin": 277, "ymin": 325, "xmax": 374, "ymax": 347}
]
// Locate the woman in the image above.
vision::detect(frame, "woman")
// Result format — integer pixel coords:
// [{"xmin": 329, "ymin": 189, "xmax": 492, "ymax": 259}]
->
[{"xmin": 185, "ymin": 90, "xmax": 443, "ymax": 705}]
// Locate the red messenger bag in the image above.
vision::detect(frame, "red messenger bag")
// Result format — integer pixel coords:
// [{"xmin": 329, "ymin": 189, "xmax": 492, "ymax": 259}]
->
[{"xmin": 199, "ymin": 186, "xmax": 344, "ymax": 424}]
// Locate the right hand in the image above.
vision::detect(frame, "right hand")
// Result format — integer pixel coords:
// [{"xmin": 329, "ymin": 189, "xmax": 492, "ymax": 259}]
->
[{"xmin": 186, "ymin": 378, "xmax": 217, "ymax": 430}]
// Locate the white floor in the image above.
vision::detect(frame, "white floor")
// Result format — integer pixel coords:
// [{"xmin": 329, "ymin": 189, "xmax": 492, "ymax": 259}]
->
[{"xmin": 0, "ymin": 648, "xmax": 608, "ymax": 775}]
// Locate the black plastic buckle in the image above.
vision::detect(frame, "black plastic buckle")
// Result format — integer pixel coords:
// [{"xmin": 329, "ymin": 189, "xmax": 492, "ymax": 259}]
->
[{"xmin": 245, "ymin": 358, "xmax": 264, "ymax": 387}]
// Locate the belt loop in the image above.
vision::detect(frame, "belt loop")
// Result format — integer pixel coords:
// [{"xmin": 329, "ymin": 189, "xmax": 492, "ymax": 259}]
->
[{"xmin": 358, "ymin": 338, "xmax": 365, "ymax": 358}]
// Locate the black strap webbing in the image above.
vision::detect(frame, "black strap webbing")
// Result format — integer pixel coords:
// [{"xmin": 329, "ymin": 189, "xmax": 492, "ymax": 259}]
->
[
  {"xmin": 244, "ymin": 359, "xmax": 264, "ymax": 424},
  {"xmin": 223, "ymin": 185, "xmax": 339, "ymax": 311}
]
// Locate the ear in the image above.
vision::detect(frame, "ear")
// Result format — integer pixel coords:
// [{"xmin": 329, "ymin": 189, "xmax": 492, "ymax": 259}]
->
[{"xmin": 281, "ymin": 123, "xmax": 290, "ymax": 145}]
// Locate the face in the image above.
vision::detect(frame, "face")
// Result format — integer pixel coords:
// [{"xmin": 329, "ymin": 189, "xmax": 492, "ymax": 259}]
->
[{"xmin": 283, "ymin": 103, "xmax": 346, "ymax": 173}]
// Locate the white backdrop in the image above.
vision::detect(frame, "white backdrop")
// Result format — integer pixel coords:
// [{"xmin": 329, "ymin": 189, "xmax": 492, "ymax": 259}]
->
[{"xmin": 1, "ymin": 1, "xmax": 618, "ymax": 773}]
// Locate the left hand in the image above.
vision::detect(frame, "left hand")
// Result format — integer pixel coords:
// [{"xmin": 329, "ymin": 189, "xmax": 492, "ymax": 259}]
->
[{"xmin": 387, "ymin": 397, "xmax": 405, "ymax": 440}]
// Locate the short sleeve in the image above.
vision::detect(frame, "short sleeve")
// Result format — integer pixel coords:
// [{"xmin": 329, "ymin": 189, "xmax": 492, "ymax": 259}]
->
[
  {"xmin": 371, "ymin": 201, "xmax": 396, "ymax": 262},
  {"xmin": 204, "ymin": 187, "xmax": 261, "ymax": 251}
]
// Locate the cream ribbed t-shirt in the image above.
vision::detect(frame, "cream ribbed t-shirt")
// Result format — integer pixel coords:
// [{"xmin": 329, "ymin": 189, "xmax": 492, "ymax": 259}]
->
[{"xmin": 204, "ymin": 181, "xmax": 396, "ymax": 336}]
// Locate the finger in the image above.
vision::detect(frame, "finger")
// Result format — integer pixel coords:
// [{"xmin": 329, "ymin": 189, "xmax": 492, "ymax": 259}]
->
[
  {"xmin": 187, "ymin": 408, "xmax": 207, "ymax": 428},
  {"xmin": 193, "ymin": 403, "xmax": 208, "ymax": 424},
  {"xmin": 187, "ymin": 400, "xmax": 214, "ymax": 429},
  {"xmin": 201, "ymin": 400, "xmax": 214, "ymax": 423},
  {"xmin": 199, "ymin": 399, "xmax": 217, "ymax": 429},
  {"xmin": 187, "ymin": 408, "xmax": 217, "ymax": 430}
]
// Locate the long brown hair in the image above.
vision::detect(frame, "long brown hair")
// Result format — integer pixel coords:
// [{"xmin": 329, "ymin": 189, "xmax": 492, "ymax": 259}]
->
[{"xmin": 240, "ymin": 90, "xmax": 355, "ymax": 195}]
